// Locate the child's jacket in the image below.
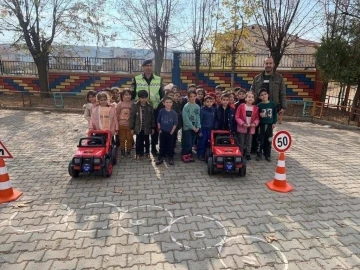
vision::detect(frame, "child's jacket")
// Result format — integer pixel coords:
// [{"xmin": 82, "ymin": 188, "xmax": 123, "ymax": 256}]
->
[
  {"xmin": 235, "ymin": 103, "xmax": 259, "ymax": 134},
  {"xmin": 214, "ymin": 105, "xmax": 236, "ymax": 132},
  {"xmin": 200, "ymin": 106, "xmax": 215, "ymax": 130},
  {"xmin": 89, "ymin": 104, "xmax": 118, "ymax": 135},
  {"xmin": 130, "ymin": 101, "xmax": 155, "ymax": 135}
]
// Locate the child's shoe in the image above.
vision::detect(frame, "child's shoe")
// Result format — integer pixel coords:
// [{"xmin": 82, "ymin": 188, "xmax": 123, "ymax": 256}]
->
[
  {"xmin": 246, "ymin": 155, "xmax": 251, "ymax": 161},
  {"xmin": 265, "ymin": 156, "xmax": 271, "ymax": 162},
  {"xmin": 181, "ymin": 154, "xmax": 190, "ymax": 163},
  {"xmin": 188, "ymin": 154, "xmax": 195, "ymax": 162},
  {"xmin": 121, "ymin": 150, "xmax": 125, "ymax": 157},
  {"xmin": 135, "ymin": 155, "xmax": 141, "ymax": 162},
  {"xmin": 168, "ymin": 157, "xmax": 174, "ymax": 165},
  {"xmin": 155, "ymin": 157, "xmax": 163, "ymax": 165},
  {"xmin": 198, "ymin": 155, "xmax": 205, "ymax": 161},
  {"xmin": 256, "ymin": 153, "xmax": 262, "ymax": 161},
  {"xmin": 126, "ymin": 150, "xmax": 131, "ymax": 156}
]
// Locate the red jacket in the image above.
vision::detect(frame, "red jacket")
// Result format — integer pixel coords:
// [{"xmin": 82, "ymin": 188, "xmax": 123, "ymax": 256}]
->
[{"xmin": 235, "ymin": 103, "xmax": 260, "ymax": 134}]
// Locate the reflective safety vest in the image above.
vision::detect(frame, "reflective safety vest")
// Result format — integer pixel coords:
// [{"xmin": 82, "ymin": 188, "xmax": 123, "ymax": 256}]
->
[{"xmin": 134, "ymin": 74, "xmax": 162, "ymax": 108}]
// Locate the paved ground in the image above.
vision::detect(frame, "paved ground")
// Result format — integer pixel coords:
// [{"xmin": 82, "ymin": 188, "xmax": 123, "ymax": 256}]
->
[{"xmin": 0, "ymin": 109, "xmax": 360, "ymax": 270}]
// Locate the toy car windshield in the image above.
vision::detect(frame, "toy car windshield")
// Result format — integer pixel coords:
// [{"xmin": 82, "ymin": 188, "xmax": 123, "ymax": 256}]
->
[
  {"xmin": 215, "ymin": 136, "xmax": 237, "ymax": 146},
  {"xmin": 79, "ymin": 136, "xmax": 105, "ymax": 147}
]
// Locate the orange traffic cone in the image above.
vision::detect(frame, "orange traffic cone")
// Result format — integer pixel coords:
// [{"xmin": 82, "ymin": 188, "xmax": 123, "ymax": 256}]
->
[
  {"xmin": 0, "ymin": 158, "xmax": 22, "ymax": 204},
  {"xmin": 266, "ymin": 152, "xmax": 293, "ymax": 193}
]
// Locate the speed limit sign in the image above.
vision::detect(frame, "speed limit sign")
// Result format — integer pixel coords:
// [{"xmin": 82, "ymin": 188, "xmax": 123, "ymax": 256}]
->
[{"xmin": 273, "ymin": 131, "xmax": 292, "ymax": 153}]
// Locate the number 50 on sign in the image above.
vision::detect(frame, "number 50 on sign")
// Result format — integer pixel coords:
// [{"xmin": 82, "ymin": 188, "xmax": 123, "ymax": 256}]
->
[{"xmin": 273, "ymin": 131, "xmax": 292, "ymax": 153}]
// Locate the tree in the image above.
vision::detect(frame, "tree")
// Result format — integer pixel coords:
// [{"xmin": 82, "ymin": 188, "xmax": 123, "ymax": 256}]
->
[
  {"xmin": 189, "ymin": 0, "xmax": 218, "ymax": 85},
  {"xmin": 315, "ymin": 0, "xmax": 360, "ymax": 122},
  {"xmin": 115, "ymin": 0, "xmax": 178, "ymax": 76},
  {"xmin": 252, "ymin": 0, "xmax": 322, "ymax": 70},
  {"xmin": 211, "ymin": 0, "xmax": 254, "ymax": 88},
  {"xmin": 0, "ymin": 0, "xmax": 111, "ymax": 94}
]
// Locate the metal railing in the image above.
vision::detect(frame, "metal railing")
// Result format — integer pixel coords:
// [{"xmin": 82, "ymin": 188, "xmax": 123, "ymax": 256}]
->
[
  {"xmin": 0, "ymin": 57, "xmax": 173, "ymax": 75},
  {"xmin": 180, "ymin": 53, "xmax": 315, "ymax": 69}
]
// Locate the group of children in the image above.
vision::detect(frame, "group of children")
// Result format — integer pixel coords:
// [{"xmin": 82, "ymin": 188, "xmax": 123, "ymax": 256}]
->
[{"xmin": 84, "ymin": 83, "xmax": 278, "ymax": 166}]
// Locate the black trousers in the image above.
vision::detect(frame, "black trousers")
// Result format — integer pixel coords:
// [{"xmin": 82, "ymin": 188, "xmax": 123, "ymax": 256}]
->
[
  {"xmin": 257, "ymin": 124, "xmax": 273, "ymax": 158},
  {"xmin": 151, "ymin": 128, "xmax": 159, "ymax": 150},
  {"xmin": 159, "ymin": 131, "xmax": 175, "ymax": 158},
  {"xmin": 136, "ymin": 130, "xmax": 150, "ymax": 155}
]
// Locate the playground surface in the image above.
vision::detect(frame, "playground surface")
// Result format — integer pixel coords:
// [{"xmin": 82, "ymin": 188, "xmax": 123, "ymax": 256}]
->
[{"xmin": 0, "ymin": 109, "xmax": 360, "ymax": 270}]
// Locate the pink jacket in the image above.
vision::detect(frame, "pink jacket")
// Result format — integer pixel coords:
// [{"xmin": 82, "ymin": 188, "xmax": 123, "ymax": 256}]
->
[
  {"xmin": 89, "ymin": 104, "xmax": 118, "ymax": 135},
  {"xmin": 235, "ymin": 103, "xmax": 260, "ymax": 134}
]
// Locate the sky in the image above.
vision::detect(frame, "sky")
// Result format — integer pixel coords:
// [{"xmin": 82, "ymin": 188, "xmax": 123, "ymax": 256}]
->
[{"xmin": 0, "ymin": 0, "xmax": 325, "ymax": 51}]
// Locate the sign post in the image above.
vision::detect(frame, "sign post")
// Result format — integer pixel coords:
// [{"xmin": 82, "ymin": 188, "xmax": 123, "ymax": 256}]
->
[{"xmin": 266, "ymin": 131, "xmax": 294, "ymax": 193}]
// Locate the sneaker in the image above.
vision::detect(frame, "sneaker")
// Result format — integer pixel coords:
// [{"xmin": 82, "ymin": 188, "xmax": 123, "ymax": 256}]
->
[
  {"xmin": 198, "ymin": 155, "xmax": 205, "ymax": 161},
  {"xmin": 256, "ymin": 155, "xmax": 262, "ymax": 161},
  {"xmin": 155, "ymin": 158, "xmax": 163, "ymax": 165},
  {"xmin": 188, "ymin": 154, "xmax": 195, "ymax": 162},
  {"xmin": 181, "ymin": 154, "xmax": 190, "ymax": 163},
  {"xmin": 168, "ymin": 158, "xmax": 174, "ymax": 165},
  {"xmin": 265, "ymin": 156, "xmax": 271, "ymax": 162},
  {"xmin": 135, "ymin": 155, "xmax": 141, "ymax": 162},
  {"xmin": 246, "ymin": 155, "xmax": 251, "ymax": 161}
]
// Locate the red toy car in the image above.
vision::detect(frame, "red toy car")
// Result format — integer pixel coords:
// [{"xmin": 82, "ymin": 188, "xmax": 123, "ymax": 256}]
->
[
  {"xmin": 68, "ymin": 130, "xmax": 117, "ymax": 178},
  {"xmin": 207, "ymin": 130, "xmax": 246, "ymax": 176}
]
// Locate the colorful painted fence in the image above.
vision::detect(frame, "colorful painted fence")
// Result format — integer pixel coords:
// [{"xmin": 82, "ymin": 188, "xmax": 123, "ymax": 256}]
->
[
  {"xmin": 1, "ymin": 69, "xmax": 315, "ymax": 101},
  {"xmin": 0, "ymin": 73, "xmax": 172, "ymax": 95},
  {"xmin": 180, "ymin": 69, "xmax": 315, "ymax": 101}
]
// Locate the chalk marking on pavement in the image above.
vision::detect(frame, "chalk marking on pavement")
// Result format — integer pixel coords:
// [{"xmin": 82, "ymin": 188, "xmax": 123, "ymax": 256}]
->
[
  {"xmin": 119, "ymin": 205, "xmax": 173, "ymax": 236},
  {"xmin": 218, "ymin": 235, "xmax": 289, "ymax": 270}
]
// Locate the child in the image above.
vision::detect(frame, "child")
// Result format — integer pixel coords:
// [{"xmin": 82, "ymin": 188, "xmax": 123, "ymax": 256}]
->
[
  {"xmin": 172, "ymin": 91, "xmax": 184, "ymax": 148},
  {"xmin": 214, "ymin": 93, "xmax": 236, "ymax": 132},
  {"xmin": 89, "ymin": 92, "xmax": 118, "ymax": 136},
  {"xmin": 181, "ymin": 89, "xmax": 201, "ymax": 163},
  {"xmin": 256, "ymin": 89, "xmax": 277, "ymax": 162},
  {"xmin": 111, "ymin": 87, "xmax": 121, "ymax": 103},
  {"xmin": 197, "ymin": 95, "xmax": 215, "ymax": 161},
  {"xmin": 235, "ymin": 91, "xmax": 259, "ymax": 161},
  {"xmin": 83, "ymin": 90, "xmax": 97, "ymax": 123},
  {"xmin": 214, "ymin": 85, "xmax": 224, "ymax": 106},
  {"xmin": 196, "ymin": 88, "xmax": 205, "ymax": 107},
  {"xmin": 116, "ymin": 88, "xmax": 133, "ymax": 157},
  {"xmin": 130, "ymin": 90, "xmax": 155, "ymax": 161},
  {"xmin": 234, "ymin": 88, "xmax": 246, "ymax": 111},
  {"xmin": 229, "ymin": 92, "xmax": 236, "ymax": 109},
  {"xmin": 156, "ymin": 97, "xmax": 178, "ymax": 165}
]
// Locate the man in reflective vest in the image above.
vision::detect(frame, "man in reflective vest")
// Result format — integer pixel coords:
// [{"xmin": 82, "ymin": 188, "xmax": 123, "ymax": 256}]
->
[{"xmin": 132, "ymin": 59, "xmax": 164, "ymax": 155}]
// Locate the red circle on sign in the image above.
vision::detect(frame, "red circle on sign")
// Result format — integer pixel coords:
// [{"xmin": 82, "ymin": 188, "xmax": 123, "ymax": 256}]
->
[{"xmin": 273, "ymin": 131, "xmax": 292, "ymax": 153}]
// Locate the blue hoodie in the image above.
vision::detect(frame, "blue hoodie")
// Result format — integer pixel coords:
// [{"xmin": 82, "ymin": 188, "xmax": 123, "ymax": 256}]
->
[{"xmin": 200, "ymin": 106, "xmax": 215, "ymax": 130}]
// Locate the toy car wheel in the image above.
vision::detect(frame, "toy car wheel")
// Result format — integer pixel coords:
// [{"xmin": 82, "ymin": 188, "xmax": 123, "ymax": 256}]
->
[
  {"xmin": 111, "ymin": 147, "xmax": 117, "ymax": 165},
  {"xmin": 207, "ymin": 157, "xmax": 214, "ymax": 175},
  {"xmin": 68, "ymin": 162, "xmax": 80, "ymax": 178},
  {"xmin": 239, "ymin": 164, "xmax": 246, "ymax": 177},
  {"xmin": 102, "ymin": 158, "xmax": 113, "ymax": 178}
]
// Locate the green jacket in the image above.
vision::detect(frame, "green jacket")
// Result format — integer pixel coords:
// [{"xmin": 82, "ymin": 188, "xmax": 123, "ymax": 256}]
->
[
  {"xmin": 130, "ymin": 102, "xmax": 155, "ymax": 135},
  {"xmin": 250, "ymin": 71, "xmax": 287, "ymax": 109}
]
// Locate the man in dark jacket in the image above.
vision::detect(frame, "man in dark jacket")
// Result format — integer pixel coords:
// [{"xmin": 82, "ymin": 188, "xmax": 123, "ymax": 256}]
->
[{"xmin": 250, "ymin": 57, "xmax": 287, "ymax": 152}]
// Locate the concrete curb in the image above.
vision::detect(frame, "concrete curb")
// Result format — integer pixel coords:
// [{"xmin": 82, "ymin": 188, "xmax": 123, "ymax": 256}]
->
[
  {"xmin": 1, "ymin": 106, "xmax": 359, "ymax": 131},
  {"xmin": 0, "ymin": 106, "xmax": 83, "ymax": 114}
]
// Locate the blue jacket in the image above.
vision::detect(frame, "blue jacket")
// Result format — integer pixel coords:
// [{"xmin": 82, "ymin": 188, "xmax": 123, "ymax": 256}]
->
[
  {"xmin": 214, "ymin": 105, "xmax": 236, "ymax": 132},
  {"xmin": 200, "ymin": 106, "xmax": 215, "ymax": 130}
]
